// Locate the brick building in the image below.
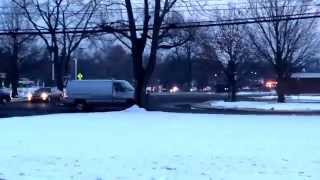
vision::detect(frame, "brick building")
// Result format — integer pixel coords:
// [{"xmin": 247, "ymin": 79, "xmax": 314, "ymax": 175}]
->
[{"xmin": 284, "ymin": 73, "xmax": 320, "ymax": 94}]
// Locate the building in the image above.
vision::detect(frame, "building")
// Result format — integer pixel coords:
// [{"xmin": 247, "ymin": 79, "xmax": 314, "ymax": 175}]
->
[{"xmin": 284, "ymin": 73, "xmax": 320, "ymax": 94}]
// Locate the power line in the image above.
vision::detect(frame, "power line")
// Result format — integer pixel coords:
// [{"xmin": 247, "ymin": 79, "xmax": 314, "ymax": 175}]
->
[
  {"xmin": 0, "ymin": 12, "xmax": 318, "ymax": 36},
  {"xmin": 0, "ymin": 1, "xmax": 318, "ymax": 14}
]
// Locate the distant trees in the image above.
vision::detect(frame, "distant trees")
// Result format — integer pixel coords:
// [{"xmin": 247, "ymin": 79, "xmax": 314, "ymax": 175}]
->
[
  {"xmin": 76, "ymin": 44, "xmax": 133, "ymax": 81},
  {"xmin": 0, "ymin": 0, "xmax": 319, "ymax": 106},
  {"xmin": 157, "ymin": 53, "xmax": 190, "ymax": 89},
  {"xmin": 0, "ymin": 1, "xmax": 33, "ymax": 97},
  {"xmin": 167, "ymin": 26, "xmax": 199, "ymax": 90},
  {"xmin": 214, "ymin": 8, "xmax": 251, "ymax": 101},
  {"xmin": 13, "ymin": 0, "xmax": 98, "ymax": 90},
  {"xmin": 197, "ymin": 24, "xmax": 250, "ymax": 101},
  {"xmin": 247, "ymin": 0, "xmax": 319, "ymax": 102}
]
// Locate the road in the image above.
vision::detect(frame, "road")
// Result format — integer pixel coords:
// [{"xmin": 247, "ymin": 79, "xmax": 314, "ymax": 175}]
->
[
  {"xmin": 0, "ymin": 92, "xmax": 225, "ymax": 118},
  {"xmin": 0, "ymin": 102, "xmax": 69, "ymax": 118},
  {"xmin": 0, "ymin": 92, "xmax": 291, "ymax": 118}
]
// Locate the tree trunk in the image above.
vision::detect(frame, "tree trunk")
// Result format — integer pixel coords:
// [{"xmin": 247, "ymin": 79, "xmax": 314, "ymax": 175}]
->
[
  {"xmin": 132, "ymin": 43, "xmax": 147, "ymax": 108},
  {"xmin": 134, "ymin": 75, "xmax": 147, "ymax": 107},
  {"xmin": 55, "ymin": 61, "xmax": 64, "ymax": 91},
  {"xmin": 11, "ymin": 68, "xmax": 19, "ymax": 98},
  {"xmin": 10, "ymin": 60, "xmax": 19, "ymax": 98},
  {"xmin": 11, "ymin": 40, "xmax": 19, "ymax": 98},
  {"xmin": 276, "ymin": 77, "xmax": 286, "ymax": 103},
  {"xmin": 64, "ymin": 55, "xmax": 71, "ymax": 77},
  {"xmin": 186, "ymin": 48, "xmax": 192, "ymax": 91},
  {"xmin": 51, "ymin": 45, "xmax": 65, "ymax": 91},
  {"xmin": 230, "ymin": 82, "xmax": 237, "ymax": 102},
  {"xmin": 226, "ymin": 61, "xmax": 237, "ymax": 102},
  {"xmin": 53, "ymin": 49, "xmax": 64, "ymax": 91},
  {"xmin": 227, "ymin": 76, "xmax": 237, "ymax": 102}
]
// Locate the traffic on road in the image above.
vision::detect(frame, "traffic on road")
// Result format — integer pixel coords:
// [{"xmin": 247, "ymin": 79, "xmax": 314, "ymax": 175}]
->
[{"xmin": 0, "ymin": 80, "xmax": 276, "ymax": 118}]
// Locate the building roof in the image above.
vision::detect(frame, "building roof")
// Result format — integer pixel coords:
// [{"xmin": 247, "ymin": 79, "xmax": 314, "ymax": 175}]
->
[{"xmin": 291, "ymin": 73, "xmax": 320, "ymax": 78}]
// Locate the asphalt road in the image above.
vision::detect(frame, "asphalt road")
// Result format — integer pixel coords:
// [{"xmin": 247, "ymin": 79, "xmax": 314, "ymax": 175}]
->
[
  {"xmin": 1, "ymin": 92, "xmax": 310, "ymax": 118},
  {"xmin": 0, "ymin": 92, "xmax": 228, "ymax": 118},
  {"xmin": 0, "ymin": 102, "xmax": 69, "ymax": 118},
  {"xmin": 0, "ymin": 101, "xmax": 134, "ymax": 118}
]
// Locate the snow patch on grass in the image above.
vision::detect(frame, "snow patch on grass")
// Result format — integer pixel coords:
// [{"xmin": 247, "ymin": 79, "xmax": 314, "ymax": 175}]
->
[
  {"xmin": 1, "ymin": 109, "xmax": 320, "ymax": 179},
  {"xmin": 209, "ymin": 101, "xmax": 320, "ymax": 112}
]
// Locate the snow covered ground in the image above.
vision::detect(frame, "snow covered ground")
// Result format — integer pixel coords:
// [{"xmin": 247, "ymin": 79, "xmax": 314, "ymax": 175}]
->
[
  {"xmin": 255, "ymin": 95, "xmax": 320, "ymax": 102},
  {"xmin": 237, "ymin": 91, "xmax": 276, "ymax": 96},
  {"xmin": 1, "ymin": 107, "xmax": 320, "ymax": 180},
  {"xmin": 207, "ymin": 101, "xmax": 320, "ymax": 112}
]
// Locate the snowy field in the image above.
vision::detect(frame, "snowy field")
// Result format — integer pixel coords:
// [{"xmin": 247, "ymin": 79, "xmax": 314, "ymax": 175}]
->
[
  {"xmin": 208, "ymin": 101, "xmax": 320, "ymax": 112},
  {"xmin": 1, "ymin": 107, "xmax": 320, "ymax": 180}
]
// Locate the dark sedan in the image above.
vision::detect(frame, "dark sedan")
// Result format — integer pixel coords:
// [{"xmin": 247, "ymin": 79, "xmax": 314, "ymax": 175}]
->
[
  {"xmin": 0, "ymin": 89, "xmax": 11, "ymax": 104},
  {"xmin": 27, "ymin": 87, "xmax": 62, "ymax": 103}
]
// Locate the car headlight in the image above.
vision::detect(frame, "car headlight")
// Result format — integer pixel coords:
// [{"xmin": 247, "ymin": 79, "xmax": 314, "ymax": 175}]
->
[
  {"xmin": 170, "ymin": 86, "xmax": 179, "ymax": 93},
  {"xmin": 41, "ymin": 92, "xmax": 49, "ymax": 101},
  {"xmin": 27, "ymin": 93, "xmax": 32, "ymax": 101}
]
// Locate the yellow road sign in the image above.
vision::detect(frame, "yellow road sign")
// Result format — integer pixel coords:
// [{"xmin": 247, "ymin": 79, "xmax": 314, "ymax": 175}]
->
[{"xmin": 77, "ymin": 73, "xmax": 84, "ymax": 80}]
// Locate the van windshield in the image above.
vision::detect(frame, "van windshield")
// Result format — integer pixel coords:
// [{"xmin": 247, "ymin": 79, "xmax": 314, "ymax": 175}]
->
[
  {"xmin": 114, "ymin": 82, "xmax": 134, "ymax": 92},
  {"xmin": 121, "ymin": 81, "xmax": 135, "ymax": 91}
]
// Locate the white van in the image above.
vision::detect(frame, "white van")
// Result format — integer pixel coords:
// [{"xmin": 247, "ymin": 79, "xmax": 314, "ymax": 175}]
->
[{"xmin": 64, "ymin": 80, "xmax": 135, "ymax": 110}]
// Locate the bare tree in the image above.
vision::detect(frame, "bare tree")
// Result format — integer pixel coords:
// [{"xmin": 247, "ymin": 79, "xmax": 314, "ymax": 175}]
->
[
  {"xmin": 0, "ymin": 1, "xmax": 33, "ymax": 97},
  {"xmin": 247, "ymin": 0, "xmax": 319, "ymax": 102},
  {"xmin": 159, "ymin": 12, "xmax": 198, "ymax": 91},
  {"xmin": 214, "ymin": 8, "xmax": 251, "ymax": 102},
  {"xmin": 13, "ymin": 0, "xmax": 98, "ymax": 90},
  {"xmin": 101, "ymin": 0, "xmax": 189, "ymax": 108}
]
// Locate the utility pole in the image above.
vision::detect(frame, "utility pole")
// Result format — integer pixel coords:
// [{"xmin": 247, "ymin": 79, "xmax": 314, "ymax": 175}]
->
[
  {"xmin": 74, "ymin": 58, "xmax": 78, "ymax": 80},
  {"xmin": 50, "ymin": 41, "xmax": 55, "ymax": 82},
  {"xmin": 51, "ymin": 51, "xmax": 55, "ymax": 81}
]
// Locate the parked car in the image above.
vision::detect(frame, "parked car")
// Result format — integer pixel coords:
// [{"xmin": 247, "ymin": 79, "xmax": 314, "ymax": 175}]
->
[
  {"xmin": 190, "ymin": 87, "xmax": 198, "ymax": 92},
  {"xmin": 27, "ymin": 87, "xmax": 63, "ymax": 103},
  {"xmin": 215, "ymin": 84, "xmax": 229, "ymax": 93},
  {"xmin": 202, "ymin": 86, "xmax": 212, "ymax": 92},
  {"xmin": 0, "ymin": 89, "xmax": 11, "ymax": 104},
  {"xmin": 64, "ymin": 80, "xmax": 135, "ymax": 110}
]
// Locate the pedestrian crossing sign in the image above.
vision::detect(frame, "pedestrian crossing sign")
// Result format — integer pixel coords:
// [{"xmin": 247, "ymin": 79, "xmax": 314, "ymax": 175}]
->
[{"xmin": 77, "ymin": 73, "xmax": 84, "ymax": 80}]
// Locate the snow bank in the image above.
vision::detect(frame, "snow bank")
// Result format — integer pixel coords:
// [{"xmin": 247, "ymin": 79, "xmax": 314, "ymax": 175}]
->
[
  {"xmin": 122, "ymin": 105, "xmax": 147, "ymax": 113},
  {"xmin": 209, "ymin": 101, "xmax": 320, "ymax": 112},
  {"xmin": 1, "ymin": 111, "xmax": 320, "ymax": 180}
]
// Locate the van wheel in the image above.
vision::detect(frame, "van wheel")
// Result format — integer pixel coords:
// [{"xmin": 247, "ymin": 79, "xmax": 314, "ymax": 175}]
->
[{"xmin": 75, "ymin": 101, "xmax": 87, "ymax": 111}]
